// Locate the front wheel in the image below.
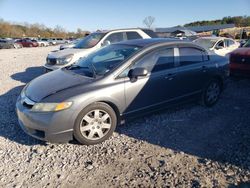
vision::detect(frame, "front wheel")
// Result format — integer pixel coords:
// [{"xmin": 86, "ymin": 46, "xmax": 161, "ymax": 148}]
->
[
  {"xmin": 201, "ymin": 79, "xmax": 222, "ymax": 107},
  {"xmin": 74, "ymin": 102, "xmax": 117, "ymax": 145}
]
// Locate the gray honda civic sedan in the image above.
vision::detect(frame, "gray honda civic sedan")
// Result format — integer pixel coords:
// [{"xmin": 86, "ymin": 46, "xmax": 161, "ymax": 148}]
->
[{"xmin": 16, "ymin": 38, "xmax": 229, "ymax": 145}]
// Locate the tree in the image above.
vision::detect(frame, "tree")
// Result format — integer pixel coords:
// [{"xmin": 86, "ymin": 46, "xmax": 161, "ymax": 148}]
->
[
  {"xmin": 184, "ymin": 16, "xmax": 250, "ymax": 27},
  {"xmin": 143, "ymin": 16, "xmax": 155, "ymax": 28},
  {"xmin": 75, "ymin": 28, "xmax": 90, "ymax": 38}
]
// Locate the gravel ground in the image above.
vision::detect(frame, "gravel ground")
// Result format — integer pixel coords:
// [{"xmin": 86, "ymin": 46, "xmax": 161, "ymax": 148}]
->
[{"xmin": 0, "ymin": 46, "xmax": 250, "ymax": 188}]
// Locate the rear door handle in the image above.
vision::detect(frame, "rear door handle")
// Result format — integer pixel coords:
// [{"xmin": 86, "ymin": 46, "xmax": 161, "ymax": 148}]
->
[{"xmin": 165, "ymin": 73, "xmax": 175, "ymax": 80}]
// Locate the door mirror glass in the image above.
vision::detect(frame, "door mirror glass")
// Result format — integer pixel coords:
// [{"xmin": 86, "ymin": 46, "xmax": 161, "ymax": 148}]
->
[{"xmin": 128, "ymin": 67, "xmax": 148, "ymax": 82}]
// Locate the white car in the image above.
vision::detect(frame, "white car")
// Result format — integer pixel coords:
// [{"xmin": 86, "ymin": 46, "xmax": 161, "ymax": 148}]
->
[
  {"xmin": 193, "ymin": 37, "xmax": 240, "ymax": 56},
  {"xmin": 32, "ymin": 39, "xmax": 49, "ymax": 47},
  {"xmin": 44, "ymin": 28, "xmax": 158, "ymax": 71}
]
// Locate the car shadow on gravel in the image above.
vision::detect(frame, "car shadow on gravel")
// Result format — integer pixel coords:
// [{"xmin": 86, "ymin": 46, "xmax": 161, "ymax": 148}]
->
[
  {"xmin": 2, "ymin": 67, "xmax": 250, "ymax": 171},
  {"xmin": 117, "ymin": 79, "xmax": 250, "ymax": 170},
  {"xmin": 11, "ymin": 66, "xmax": 44, "ymax": 84},
  {"xmin": 0, "ymin": 66, "xmax": 46, "ymax": 145}
]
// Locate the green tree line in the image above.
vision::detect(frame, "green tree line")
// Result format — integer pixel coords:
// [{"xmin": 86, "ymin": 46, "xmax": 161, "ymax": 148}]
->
[
  {"xmin": 0, "ymin": 19, "xmax": 90, "ymax": 38},
  {"xmin": 184, "ymin": 16, "xmax": 250, "ymax": 27}
]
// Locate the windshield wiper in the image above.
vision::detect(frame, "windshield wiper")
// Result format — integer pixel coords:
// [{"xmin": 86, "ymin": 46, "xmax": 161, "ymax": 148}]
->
[
  {"xmin": 67, "ymin": 64, "xmax": 96, "ymax": 78},
  {"xmin": 66, "ymin": 64, "xmax": 81, "ymax": 69}
]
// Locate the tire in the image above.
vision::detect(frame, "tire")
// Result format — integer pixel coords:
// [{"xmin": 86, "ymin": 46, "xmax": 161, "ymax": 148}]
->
[
  {"xmin": 41, "ymin": 43, "xmax": 44, "ymax": 47},
  {"xmin": 74, "ymin": 102, "xmax": 117, "ymax": 145},
  {"xmin": 201, "ymin": 79, "xmax": 222, "ymax": 107},
  {"xmin": 29, "ymin": 44, "xmax": 33, "ymax": 47}
]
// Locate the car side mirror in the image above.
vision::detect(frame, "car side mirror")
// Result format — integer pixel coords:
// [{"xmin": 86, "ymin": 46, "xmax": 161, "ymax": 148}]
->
[
  {"xmin": 102, "ymin": 40, "xmax": 111, "ymax": 46},
  {"xmin": 128, "ymin": 67, "xmax": 148, "ymax": 82}
]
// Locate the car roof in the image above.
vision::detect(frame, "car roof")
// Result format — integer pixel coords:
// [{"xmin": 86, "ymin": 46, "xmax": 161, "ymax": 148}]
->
[
  {"xmin": 93, "ymin": 28, "xmax": 155, "ymax": 34},
  {"xmin": 197, "ymin": 36, "xmax": 228, "ymax": 40},
  {"xmin": 112, "ymin": 38, "xmax": 195, "ymax": 48}
]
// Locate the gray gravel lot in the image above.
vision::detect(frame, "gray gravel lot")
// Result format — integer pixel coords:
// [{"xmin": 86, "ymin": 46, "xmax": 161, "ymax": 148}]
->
[{"xmin": 0, "ymin": 46, "xmax": 250, "ymax": 187}]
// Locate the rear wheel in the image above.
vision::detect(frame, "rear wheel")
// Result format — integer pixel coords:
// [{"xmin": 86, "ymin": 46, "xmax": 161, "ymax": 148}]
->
[
  {"xmin": 202, "ymin": 79, "xmax": 222, "ymax": 107},
  {"xmin": 74, "ymin": 102, "xmax": 117, "ymax": 145}
]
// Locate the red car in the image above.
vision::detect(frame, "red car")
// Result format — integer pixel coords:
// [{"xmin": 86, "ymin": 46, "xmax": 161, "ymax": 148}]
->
[
  {"xmin": 229, "ymin": 40, "xmax": 250, "ymax": 77},
  {"xmin": 16, "ymin": 39, "xmax": 39, "ymax": 47}
]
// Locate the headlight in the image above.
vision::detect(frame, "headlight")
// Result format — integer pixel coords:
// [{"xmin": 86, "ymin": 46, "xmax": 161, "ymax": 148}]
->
[
  {"xmin": 31, "ymin": 102, "xmax": 72, "ymax": 112},
  {"xmin": 21, "ymin": 90, "xmax": 25, "ymax": 99},
  {"xmin": 21, "ymin": 84, "xmax": 29, "ymax": 98},
  {"xmin": 57, "ymin": 54, "xmax": 73, "ymax": 65}
]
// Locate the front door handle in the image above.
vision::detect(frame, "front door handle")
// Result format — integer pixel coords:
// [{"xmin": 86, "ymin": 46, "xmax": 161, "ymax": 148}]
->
[{"xmin": 201, "ymin": 66, "xmax": 207, "ymax": 72}]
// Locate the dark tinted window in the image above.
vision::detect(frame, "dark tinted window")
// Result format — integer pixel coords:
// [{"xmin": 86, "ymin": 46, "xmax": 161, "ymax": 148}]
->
[
  {"xmin": 217, "ymin": 40, "xmax": 224, "ymax": 47},
  {"xmin": 142, "ymin": 29, "xmax": 158, "ymax": 38},
  {"xmin": 179, "ymin": 47, "xmax": 204, "ymax": 66},
  {"xmin": 104, "ymin": 32, "xmax": 124, "ymax": 44},
  {"xmin": 225, "ymin": 39, "xmax": 234, "ymax": 47},
  {"xmin": 126, "ymin": 32, "xmax": 142, "ymax": 40},
  {"xmin": 133, "ymin": 48, "xmax": 174, "ymax": 73}
]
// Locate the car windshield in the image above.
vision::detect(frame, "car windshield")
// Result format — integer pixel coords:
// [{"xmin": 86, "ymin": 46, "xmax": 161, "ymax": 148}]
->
[
  {"xmin": 74, "ymin": 32, "xmax": 105, "ymax": 49},
  {"xmin": 194, "ymin": 38, "xmax": 218, "ymax": 49},
  {"xmin": 243, "ymin": 40, "xmax": 250, "ymax": 47},
  {"xmin": 68, "ymin": 44, "xmax": 141, "ymax": 77}
]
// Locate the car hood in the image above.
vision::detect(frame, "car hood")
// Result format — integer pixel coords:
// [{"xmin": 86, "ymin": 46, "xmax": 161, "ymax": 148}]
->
[
  {"xmin": 48, "ymin": 48, "xmax": 91, "ymax": 59},
  {"xmin": 61, "ymin": 43, "xmax": 74, "ymax": 48},
  {"xmin": 25, "ymin": 69, "xmax": 93, "ymax": 102},
  {"xmin": 231, "ymin": 48, "xmax": 250, "ymax": 56}
]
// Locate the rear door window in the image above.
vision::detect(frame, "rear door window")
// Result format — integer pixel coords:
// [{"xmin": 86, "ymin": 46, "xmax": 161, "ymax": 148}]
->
[
  {"xmin": 126, "ymin": 32, "xmax": 143, "ymax": 40},
  {"xmin": 179, "ymin": 47, "xmax": 205, "ymax": 66},
  {"xmin": 133, "ymin": 48, "xmax": 175, "ymax": 73},
  {"xmin": 104, "ymin": 32, "xmax": 125, "ymax": 44},
  {"xmin": 225, "ymin": 39, "xmax": 235, "ymax": 47}
]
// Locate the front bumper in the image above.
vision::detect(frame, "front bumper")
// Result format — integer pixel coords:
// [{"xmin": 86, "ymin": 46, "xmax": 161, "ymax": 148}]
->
[{"xmin": 16, "ymin": 96, "xmax": 74, "ymax": 143}]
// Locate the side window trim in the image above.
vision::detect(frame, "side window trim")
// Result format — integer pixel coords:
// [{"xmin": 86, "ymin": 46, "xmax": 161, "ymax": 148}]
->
[{"xmin": 174, "ymin": 47, "xmax": 180, "ymax": 66}]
